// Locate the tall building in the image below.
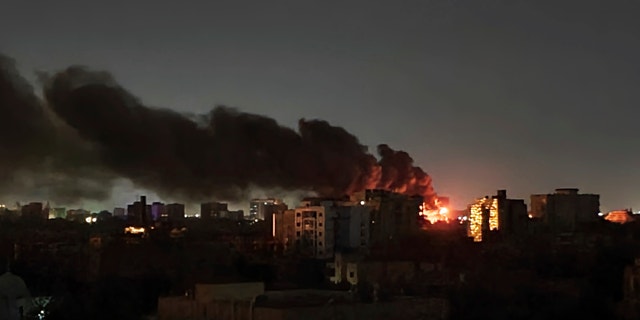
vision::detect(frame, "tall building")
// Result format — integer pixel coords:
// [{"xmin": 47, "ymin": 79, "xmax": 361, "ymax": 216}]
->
[
  {"xmin": 530, "ymin": 188, "xmax": 600, "ymax": 232},
  {"xmin": 273, "ymin": 209, "xmax": 296, "ymax": 249},
  {"xmin": 274, "ymin": 196, "xmax": 373, "ymax": 259},
  {"xmin": 250, "ymin": 198, "xmax": 286, "ymax": 220},
  {"xmin": 151, "ymin": 202, "xmax": 166, "ymax": 221},
  {"xmin": 293, "ymin": 199, "xmax": 336, "ymax": 259},
  {"xmin": 350, "ymin": 190, "xmax": 422, "ymax": 244},
  {"xmin": 334, "ymin": 205, "xmax": 370, "ymax": 249},
  {"xmin": 127, "ymin": 196, "xmax": 151, "ymax": 225},
  {"xmin": 468, "ymin": 190, "xmax": 528, "ymax": 242},
  {"xmin": 165, "ymin": 203, "xmax": 185, "ymax": 222},
  {"xmin": 200, "ymin": 202, "xmax": 228, "ymax": 220}
]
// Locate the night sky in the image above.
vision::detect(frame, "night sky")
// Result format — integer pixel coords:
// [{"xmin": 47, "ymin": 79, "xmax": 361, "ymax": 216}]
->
[{"xmin": 2, "ymin": 0, "xmax": 638, "ymax": 212}]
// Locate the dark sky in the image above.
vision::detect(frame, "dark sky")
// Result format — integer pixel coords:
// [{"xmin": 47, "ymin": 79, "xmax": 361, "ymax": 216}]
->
[{"xmin": 1, "ymin": 0, "xmax": 638, "ymax": 212}]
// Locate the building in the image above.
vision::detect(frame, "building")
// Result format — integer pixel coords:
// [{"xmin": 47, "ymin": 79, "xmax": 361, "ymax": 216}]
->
[
  {"xmin": 273, "ymin": 209, "xmax": 296, "ymax": 250},
  {"xmin": 467, "ymin": 190, "xmax": 528, "ymax": 242},
  {"xmin": 66, "ymin": 209, "xmax": 90, "ymax": 222},
  {"xmin": 293, "ymin": 198, "xmax": 337, "ymax": 259},
  {"xmin": 113, "ymin": 207, "xmax": 126, "ymax": 218},
  {"xmin": 127, "ymin": 196, "xmax": 151, "ymax": 225},
  {"xmin": 50, "ymin": 207, "xmax": 66, "ymax": 219},
  {"xmin": 200, "ymin": 202, "xmax": 228, "ymax": 220},
  {"xmin": 350, "ymin": 190, "xmax": 422, "ymax": 244},
  {"xmin": 20, "ymin": 202, "xmax": 46, "ymax": 223},
  {"xmin": 165, "ymin": 203, "xmax": 185, "ymax": 223},
  {"xmin": 151, "ymin": 202, "xmax": 166, "ymax": 221},
  {"xmin": 334, "ymin": 204, "xmax": 371, "ymax": 249},
  {"xmin": 530, "ymin": 188, "xmax": 600, "ymax": 232},
  {"xmin": 274, "ymin": 197, "xmax": 372, "ymax": 259},
  {"xmin": 250, "ymin": 198, "xmax": 286, "ymax": 220}
]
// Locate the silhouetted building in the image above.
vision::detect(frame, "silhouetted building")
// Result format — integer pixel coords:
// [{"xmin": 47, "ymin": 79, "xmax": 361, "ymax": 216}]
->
[
  {"xmin": 66, "ymin": 209, "xmax": 90, "ymax": 222},
  {"xmin": 200, "ymin": 202, "xmax": 228, "ymax": 220},
  {"xmin": 530, "ymin": 188, "xmax": 600, "ymax": 232},
  {"xmin": 165, "ymin": 203, "xmax": 185, "ymax": 222},
  {"xmin": 113, "ymin": 207, "xmax": 126, "ymax": 218},
  {"xmin": 151, "ymin": 202, "xmax": 166, "ymax": 221},
  {"xmin": 250, "ymin": 198, "xmax": 286, "ymax": 220},
  {"xmin": 127, "ymin": 196, "xmax": 151, "ymax": 225},
  {"xmin": 20, "ymin": 202, "xmax": 46, "ymax": 223},
  {"xmin": 274, "ymin": 209, "xmax": 296, "ymax": 249},
  {"xmin": 350, "ymin": 190, "xmax": 422, "ymax": 244}
]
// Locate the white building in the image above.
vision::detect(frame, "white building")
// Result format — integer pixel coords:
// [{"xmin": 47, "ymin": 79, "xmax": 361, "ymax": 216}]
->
[
  {"xmin": 292, "ymin": 199, "xmax": 371, "ymax": 259},
  {"xmin": 294, "ymin": 200, "xmax": 334, "ymax": 259}
]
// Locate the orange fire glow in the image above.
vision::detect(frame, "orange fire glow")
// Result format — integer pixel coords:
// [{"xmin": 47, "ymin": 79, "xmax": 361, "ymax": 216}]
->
[{"xmin": 419, "ymin": 199, "xmax": 449, "ymax": 224}]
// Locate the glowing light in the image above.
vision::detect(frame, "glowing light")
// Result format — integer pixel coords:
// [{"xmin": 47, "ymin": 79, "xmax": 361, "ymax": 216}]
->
[
  {"xmin": 597, "ymin": 212, "xmax": 604, "ymax": 217},
  {"xmin": 85, "ymin": 217, "xmax": 92, "ymax": 223},
  {"xmin": 605, "ymin": 210, "xmax": 634, "ymax": 224},
  {"xmin": 468, "ymin": 198, "xmax": 498, "ymax": 242},
  {"xmin": 420, "ymin": 203, "xmax": 449, "ymax": 224},
  {"xmin": 360, "ymin": 200, "xmax": 365, "ymax": 205},
  {"xmin": 125, "ymin": 226, "xmax": 145, "ymax": 234}
]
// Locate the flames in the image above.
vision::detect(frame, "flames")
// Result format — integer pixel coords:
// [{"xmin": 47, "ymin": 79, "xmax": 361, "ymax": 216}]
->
[{"xmin": 419, "ymin": 198, "xmax": 449, "ymax": 224}]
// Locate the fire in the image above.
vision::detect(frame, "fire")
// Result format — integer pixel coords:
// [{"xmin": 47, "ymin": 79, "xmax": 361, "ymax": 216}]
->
[{"xmin": 419, "ymin": 198, "xmax": 449, "ymax": 224}]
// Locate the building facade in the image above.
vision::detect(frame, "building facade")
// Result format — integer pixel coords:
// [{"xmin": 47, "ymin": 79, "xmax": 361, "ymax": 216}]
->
[
  {"xmin": 165, "ymin": 203, "xmax": 185, "ymax": 223},
  {"xmin": 468, "ymin": 190, "xmax": 528, "ymax": 242},
  {"xmin": 200, "ymin": 202, "xmax": 228, "ymax": 220},
  {"xmin": 350, "ymin": 190, "xmax": 422, "ymax": 244},
  {"xmin": 530, "ymin": 188, "xmax": 600, "ymax": 232},
  {"xmin": 250, "ymin": 198, "xmax": 286, "ymax": 221}
]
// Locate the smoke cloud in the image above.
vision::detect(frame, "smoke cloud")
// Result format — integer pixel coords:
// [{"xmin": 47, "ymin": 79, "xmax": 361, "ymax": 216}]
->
[
  {"xmin": 1, "ymin": 56, "xmax": 437, "ymax": 206},
  {"xmin": 0, "ymin": 56, "xmax": 114, "ymax": 205}
]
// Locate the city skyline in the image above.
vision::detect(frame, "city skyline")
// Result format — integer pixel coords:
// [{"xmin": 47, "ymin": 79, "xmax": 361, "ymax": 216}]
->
[{"xmin": 1, "ymin": 0, "xmax": 639, "ymax": 212}]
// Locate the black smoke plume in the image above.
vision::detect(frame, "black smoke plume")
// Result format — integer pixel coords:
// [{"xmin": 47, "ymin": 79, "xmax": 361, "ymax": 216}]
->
[
  {"xmin": 1, "ymin": 58, "xmax": 437, "ymax": 205},
  {"xmin": 0, "ymin": 56, "xmax": 113, "ymax": 204}
]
